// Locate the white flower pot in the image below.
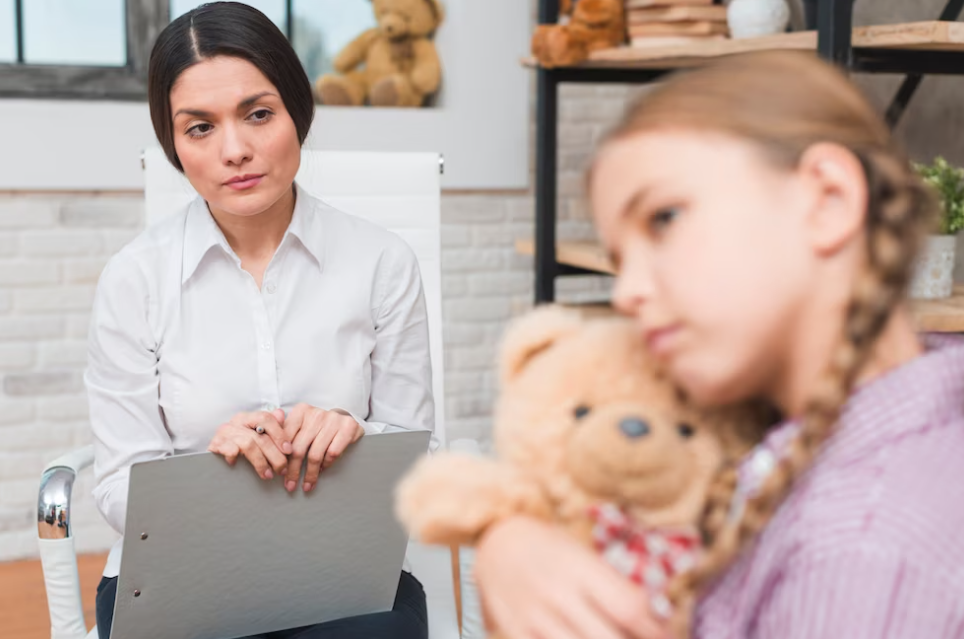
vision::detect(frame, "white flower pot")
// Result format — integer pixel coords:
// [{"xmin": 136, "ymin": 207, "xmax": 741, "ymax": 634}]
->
[
  {"xmin": 727, "ymin": 0, "xmax": 790, "ymax": 39},
  {"xmin": 910, "ymin": 234, "xmax": 957, "ymax": 300}
]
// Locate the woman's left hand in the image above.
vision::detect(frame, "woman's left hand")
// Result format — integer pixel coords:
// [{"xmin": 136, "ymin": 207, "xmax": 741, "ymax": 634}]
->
[{"xmin": 282, "ymin": 403, "xmax": 364, "ymax": 493}]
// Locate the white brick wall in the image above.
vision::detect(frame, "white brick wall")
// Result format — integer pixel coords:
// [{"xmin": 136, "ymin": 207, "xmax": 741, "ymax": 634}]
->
[{"xmin": 0, "ymin": 194, "xmax": 144, "ymax": 560}]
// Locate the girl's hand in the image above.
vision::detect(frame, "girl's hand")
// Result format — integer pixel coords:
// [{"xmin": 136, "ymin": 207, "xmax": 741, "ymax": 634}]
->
[
  {"xmin": 208, "ymin": 409, "xmax": 291, "ymax": 479},
  {"xmin": 475, "ymin": 516, "xmax": 669, "ymax": 639},
  {"xmin": 282, "ymin": 403, "xmax": 365, "ymax": 493}
]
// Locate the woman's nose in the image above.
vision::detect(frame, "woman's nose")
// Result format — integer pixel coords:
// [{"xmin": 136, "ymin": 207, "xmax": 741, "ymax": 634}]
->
[{"xmin": 220, "ymin": 123, "xmax": 252, "ymax": 166}]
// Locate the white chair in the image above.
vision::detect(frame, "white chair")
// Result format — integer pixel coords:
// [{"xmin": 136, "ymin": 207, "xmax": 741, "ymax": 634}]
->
[{"xmin": 37, "ymin": 150, "xmax": 459, "ymax": 639}]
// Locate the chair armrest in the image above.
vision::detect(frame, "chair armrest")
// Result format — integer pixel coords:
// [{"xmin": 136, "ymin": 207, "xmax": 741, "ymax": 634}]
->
[
  {"xmin": 37, "ymin": 445, "xmax": 96, "ymax": 639},
  {"xmin": 38, "ymin": 445, "xmax": 94, "ymax": 540}
]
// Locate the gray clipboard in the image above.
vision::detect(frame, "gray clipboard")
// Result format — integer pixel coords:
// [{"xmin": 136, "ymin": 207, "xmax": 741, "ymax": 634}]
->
[{"xmin": 110, "ymin": 429, "xmax": 431, "ymax": 639}]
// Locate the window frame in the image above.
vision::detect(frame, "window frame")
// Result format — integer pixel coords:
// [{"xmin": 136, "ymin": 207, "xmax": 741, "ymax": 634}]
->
[{"xmin": 0, "ymin": 0, "xmax": 168, "ymax": 100}]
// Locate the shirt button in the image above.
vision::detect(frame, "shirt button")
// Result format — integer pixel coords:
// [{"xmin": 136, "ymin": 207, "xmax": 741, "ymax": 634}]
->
[
  {"xmin": 262, "ymin": 342, "xmax": 271, "ymax": 351},
  {"xmin": 264, "ymin": 403, "xmax": 277, "ymax": 412},
  {"xmin": 265, "ymin": 281, "xmax": 277, "ymax": 294}
]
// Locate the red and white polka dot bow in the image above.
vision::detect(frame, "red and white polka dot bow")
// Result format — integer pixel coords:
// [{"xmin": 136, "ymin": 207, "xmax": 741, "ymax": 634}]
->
[{"xmin": 589, "ymin": 503, "xmax": 701, "ymax": 618}]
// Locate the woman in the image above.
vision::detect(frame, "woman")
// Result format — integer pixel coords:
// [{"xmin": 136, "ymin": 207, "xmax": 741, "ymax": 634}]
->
[{"xmin": 86, "ymin": 3, "xmax": 434, "ymax": 638}]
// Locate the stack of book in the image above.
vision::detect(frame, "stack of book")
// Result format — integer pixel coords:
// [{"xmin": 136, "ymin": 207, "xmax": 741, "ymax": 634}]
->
[{"xmin": 626, "ymin": 0, "xmax": 729, "ymax": 48}]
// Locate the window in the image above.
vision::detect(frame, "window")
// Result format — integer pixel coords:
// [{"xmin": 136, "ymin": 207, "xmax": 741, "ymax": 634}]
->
[
  {"xmin": 0, "ymin": 0, "xmax": 378, "ymax": 100},
  {"xmin": 171, "ymin": 0, "xmax": 375, "ymax": 83},
  {"xmin": 0, "ymin": 0, "xmax": 161, "ymax": 99}
]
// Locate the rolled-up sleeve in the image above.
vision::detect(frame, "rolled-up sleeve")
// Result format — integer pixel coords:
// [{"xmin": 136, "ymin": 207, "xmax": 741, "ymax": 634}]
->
[
  {"xmin": 753, "ymin": 548, "xmax": 962, "ymax": 638},
  {"xmin": 86, "ymin": 256, "xmax": 173, "ymax": 535},
  {"xmin": 351, "ymin": 238, "xmax": 436, "ymax": 450}
]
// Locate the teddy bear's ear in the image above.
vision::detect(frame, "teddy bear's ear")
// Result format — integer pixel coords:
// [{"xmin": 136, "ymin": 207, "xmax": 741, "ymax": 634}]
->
[
  {"xmin": 499, "ymin": 305, "xmax": 583, "ymax": 384},
  {"xmin": 431, "ymin": 0, "xmax": 445, "ymax": 23}
]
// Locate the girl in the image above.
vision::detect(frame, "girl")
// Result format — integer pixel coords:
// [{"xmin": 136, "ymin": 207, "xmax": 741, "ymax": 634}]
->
[
  {"xmin": 87, "ymin": 3, "xmax": 433, "ymax": 638},
  {"xmin": 475, "ymin": 51, "xmax": 964, "ymax": 638}
]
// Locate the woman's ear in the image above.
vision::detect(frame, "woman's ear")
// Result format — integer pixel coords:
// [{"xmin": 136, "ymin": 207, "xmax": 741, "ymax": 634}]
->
[{"xmin": 797, "ymin": 143, "xmax": 869, "ymax": 257}]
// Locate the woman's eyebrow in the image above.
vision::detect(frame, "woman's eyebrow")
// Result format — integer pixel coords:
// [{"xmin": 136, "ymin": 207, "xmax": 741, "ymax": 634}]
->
[
  {"xmin": 173, "ymin": 91, "xmax": 279, "ymax": 119},
  {"xmin": 238, "ymin": 91, "xmax": 278, "ymax": 109}
]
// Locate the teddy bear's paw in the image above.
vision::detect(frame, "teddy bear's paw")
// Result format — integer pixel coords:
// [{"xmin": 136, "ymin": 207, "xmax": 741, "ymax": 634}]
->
[
  {"xmin": 317, "ymin": 75, "xmax": 360, "ymax": 106},
  {"xmin": 395, "ymin": 454, "xmax": 521, "ymax": 545},
  {"xmin": 545, "ymin": 27, "xmax": 591, "ymax": 67}
]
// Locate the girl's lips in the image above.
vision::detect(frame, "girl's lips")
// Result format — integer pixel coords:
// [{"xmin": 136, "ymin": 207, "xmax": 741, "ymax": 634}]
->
[
  {"xmin": 645, "ymin": 324, "xmax": 682, "ymax": 357},
  {"xmin": 225, "ymin": 175, "xmax": 263, "ymax": 191}
]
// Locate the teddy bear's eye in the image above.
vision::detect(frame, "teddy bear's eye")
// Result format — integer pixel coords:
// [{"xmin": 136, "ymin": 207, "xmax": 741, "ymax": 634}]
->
[
  {"xmin": 574, "ymin": 405, "xmax": 591, "ymax": 420},
  {"xmin": 677, "ymin": 423, "xmax": 695, "ymax": 439}
]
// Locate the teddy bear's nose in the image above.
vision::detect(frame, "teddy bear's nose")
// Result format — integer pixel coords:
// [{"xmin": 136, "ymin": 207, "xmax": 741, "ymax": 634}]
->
[{"xmin": 619, "ymin": 417, "xmax": 651, "ymax": 439}]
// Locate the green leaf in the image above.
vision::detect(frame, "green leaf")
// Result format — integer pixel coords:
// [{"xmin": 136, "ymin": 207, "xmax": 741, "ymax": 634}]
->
[{"xmin": 914, "ymin": 156, "xmax": 964, "ymax": 235}]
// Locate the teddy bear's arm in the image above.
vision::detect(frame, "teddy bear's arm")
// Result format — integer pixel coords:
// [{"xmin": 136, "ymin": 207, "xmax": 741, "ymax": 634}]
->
[
  {"xmin": 333, "ymin": 28, "xmax": 380, "ymax": 74},
  {"xmin": 395, "ymin": 453, "xmax": 552, "ymax": 546},
  {"xmin": 409, "ymin": 39, "xmax": 442, "ymax": 96}
]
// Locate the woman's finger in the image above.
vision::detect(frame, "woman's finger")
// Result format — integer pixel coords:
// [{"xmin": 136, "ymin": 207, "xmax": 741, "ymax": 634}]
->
[
  {"xmin": 254, "ymin": 426, "xmax": 289, "ymax": 476},
  {"xmin": 281, "ymin": 403, "xmax": 309, "ymax": 441},
  {"xmin": 304, "ymin": 423, "xmax": 338, "ymax": 491},
  {"xmin": 210, "ymin": 438, "xmax": 241, "ymax": 466},
  {"xmin": 322, "ymin": 422, "xmax": 359, "ymax": 470},
  {"xmin": 253, "ymin": 411, "xmax": 292, "ymax": 457},
  {"xmin": 285, "ymin": 422, "xmax": 318, "ymax": 492},
  {"xmin": 239, "ymin": 433, "xmax": 273, "ymax": 479}
]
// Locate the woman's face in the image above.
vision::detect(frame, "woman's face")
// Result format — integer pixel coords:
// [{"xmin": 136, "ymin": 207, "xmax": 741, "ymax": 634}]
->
[
  {"xmin": 169, "ymin": 55, "xmax": 302, "ymax": 217},
  {"xmin": 591, "ymin": 129, "xmax": 817, "ymax": 406}
]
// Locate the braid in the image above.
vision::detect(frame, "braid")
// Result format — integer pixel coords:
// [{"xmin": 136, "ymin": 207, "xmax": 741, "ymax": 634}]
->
[{"xmin": 665, "ymin": 149, "xmax": 935, "ymax": 638}]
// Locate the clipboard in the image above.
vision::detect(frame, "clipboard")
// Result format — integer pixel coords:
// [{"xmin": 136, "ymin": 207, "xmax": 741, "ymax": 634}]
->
[{"xmin": 109, "ymin": 430, "xmax": 432, "ymax": 639}]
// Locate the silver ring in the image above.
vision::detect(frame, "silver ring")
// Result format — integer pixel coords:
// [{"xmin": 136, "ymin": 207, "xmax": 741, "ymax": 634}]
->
[{"xmin": 255, "ymin": 425, "xmax": 265, "ymax": 435}]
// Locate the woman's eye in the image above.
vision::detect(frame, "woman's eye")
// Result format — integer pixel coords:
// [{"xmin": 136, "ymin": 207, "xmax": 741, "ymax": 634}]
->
[
  {"xmin": 649, "ymin": 207, "xmax": 680, "ymax": 234},
  {"xmin": 187, "ymin": 123, "xmax": 213, "ymax": 138},
  {"xmin": 574, "ymin": 405, "xmax": 591, "ymax": 420},
  {"xmin": 249, "ymin": 109, "xmax": 272, "ymax": 123},
  {"xmin": 677, "ymin": 423, "xmax": 695, "ymax": 438}
]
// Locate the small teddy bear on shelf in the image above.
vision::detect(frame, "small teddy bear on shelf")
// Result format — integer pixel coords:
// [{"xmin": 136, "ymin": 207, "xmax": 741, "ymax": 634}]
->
[
  {"xmin": 395, "ymin": 306, "xmax": 766, "ymax": 622},
  {"xmin": 316, "ymin": 0, "xmax": 444, "ymax": 107},
  {"xmin": 531, "ymin": 0, "xmax": 627, "ymax": 68}
]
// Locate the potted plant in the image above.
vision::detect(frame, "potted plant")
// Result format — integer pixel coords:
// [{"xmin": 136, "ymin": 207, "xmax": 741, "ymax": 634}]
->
[{"xmin": 910, "ymin": 156, "xmax": 964, "ymax": 300}]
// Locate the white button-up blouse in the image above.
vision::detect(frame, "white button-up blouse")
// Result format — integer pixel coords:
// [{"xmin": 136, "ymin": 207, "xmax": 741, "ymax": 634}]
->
[{"xmin": 85, "ymin": 184, "xmax": 435, "ymax": 577}]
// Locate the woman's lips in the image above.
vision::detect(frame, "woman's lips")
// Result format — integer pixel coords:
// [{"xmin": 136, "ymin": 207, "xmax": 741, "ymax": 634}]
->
[{"xmin": 225, "ymin": 174, "xmax": 264, "ymax": 191}]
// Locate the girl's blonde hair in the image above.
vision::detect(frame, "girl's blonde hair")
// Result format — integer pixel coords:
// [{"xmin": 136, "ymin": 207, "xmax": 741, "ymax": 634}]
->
[{"xmin": 594, "ymin": 51, "xmax": 936, "ymax": 636}]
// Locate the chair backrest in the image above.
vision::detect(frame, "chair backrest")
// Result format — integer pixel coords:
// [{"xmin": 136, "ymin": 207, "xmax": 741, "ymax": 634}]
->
[{"xmin": 143, "ymin": 148, "xmax": 447, "ymax": 447}]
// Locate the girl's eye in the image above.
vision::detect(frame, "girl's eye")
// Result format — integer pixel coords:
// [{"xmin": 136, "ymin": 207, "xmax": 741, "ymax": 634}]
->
[
  {"xmin": 574, "ymin": 405, "xmax": 591, "ymax": 420},
  {"xmin": 187, "ymin": 123, "xmax": 213, "ymax": 139},
  {"xmin": 249, "ymin": 109, "xmax": 272, "ymax": 123},
  {"xmin": 649, "ymin": 207, "xmax": 681, "ymax": 235}
]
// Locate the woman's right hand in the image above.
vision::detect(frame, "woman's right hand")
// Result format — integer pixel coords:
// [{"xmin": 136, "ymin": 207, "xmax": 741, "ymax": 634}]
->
[
  {"xmin": 475, "ymin": 516, "xmax": 668, "ymax": 639},
  {"xmin": 208, "ymin": 409, "xmax": 293, "ymax": 480}
]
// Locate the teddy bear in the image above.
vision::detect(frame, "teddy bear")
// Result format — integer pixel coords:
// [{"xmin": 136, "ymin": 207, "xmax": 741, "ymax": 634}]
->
[
  {"xmin": 315, "ymin": 0, "xmax": 444, "ymax": 108},
  {"xmin": 531, "ymin": 0, "xmax": 627, "ymax": 68},
  {"xmin": 395, "ymin": 306, "xmax": 767, "ymax": 622}
]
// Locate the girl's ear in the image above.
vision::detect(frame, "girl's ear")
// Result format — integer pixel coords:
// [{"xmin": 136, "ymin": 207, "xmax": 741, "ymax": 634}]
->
[{"xmin": 797, "ymin": 143, "xmax": 869, "ymax": 257}]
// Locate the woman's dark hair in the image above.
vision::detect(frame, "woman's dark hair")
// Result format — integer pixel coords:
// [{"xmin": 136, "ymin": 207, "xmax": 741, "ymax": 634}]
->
[{"xmin": 148, "ymin": 2, "xmax": 315, "ymax": 172}]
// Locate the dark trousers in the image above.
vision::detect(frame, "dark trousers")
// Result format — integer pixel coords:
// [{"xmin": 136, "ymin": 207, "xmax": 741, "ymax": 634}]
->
[{"xmin": 96, "ymin": 571, "xmax": 428, "ymax": 639}]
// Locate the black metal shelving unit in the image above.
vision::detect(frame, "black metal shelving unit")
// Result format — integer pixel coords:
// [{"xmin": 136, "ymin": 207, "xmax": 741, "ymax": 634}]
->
[{"xmin": 532, "ymin": 0, "xmax": 964, "ymax": 304}]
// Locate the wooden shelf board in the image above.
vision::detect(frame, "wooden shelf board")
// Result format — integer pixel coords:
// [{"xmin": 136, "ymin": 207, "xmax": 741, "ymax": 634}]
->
[
  {"xmin": 517, "ymin": 240, "xmax": 964, "ymax": 333},
  {"xmin": 523, "ymin": 21, "xmax": 964, "ymax": 70},
  {"xmin": 516, "ymin": 238, "xmax": 615, "ymax": 275}
]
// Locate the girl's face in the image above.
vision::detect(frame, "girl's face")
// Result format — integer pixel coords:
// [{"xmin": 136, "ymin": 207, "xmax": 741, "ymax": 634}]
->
[
  {"xmin": 592, "ymin": 130, "xmax": 823, "ymax": 406},
  {"xmin": 169, "ymin": 56, "xmax": 302, "ymax": 218}
]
